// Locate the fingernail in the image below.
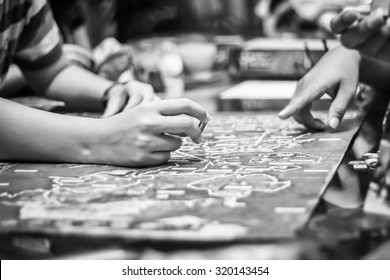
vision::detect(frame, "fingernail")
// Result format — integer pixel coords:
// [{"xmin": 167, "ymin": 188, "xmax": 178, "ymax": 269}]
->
[
  {"xmin": 329, "ymin": 117, "xmax": 340, "ymax": 129},
  {"xmin": 278, "ymin": 109, "xmax": 288, "ymax": 119},
  {"xmin": 205, "ymin": 113, "xmax": 212, "ymax": 122}
]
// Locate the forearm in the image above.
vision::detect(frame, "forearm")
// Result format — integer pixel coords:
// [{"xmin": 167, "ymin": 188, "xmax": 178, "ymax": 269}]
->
[
  {"xmin": 45, "ymin": 65, "xmax": 112, "ymax": 111},
  {"xmin": 0, "ymin": 98, "xmax": 101, "ymax": 163},
  {"xmin": 22, "ymin": 53, "xmax": 113, "ymax": 111}
]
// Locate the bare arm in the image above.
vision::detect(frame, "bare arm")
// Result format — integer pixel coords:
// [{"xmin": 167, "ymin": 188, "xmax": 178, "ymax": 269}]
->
[
  {"xmin": 0, "ymin": 97, "xmax": 100, "ymax": 162},
  {"xmin": 0, "ymin": 98, "xmax": 210, "ymax": 167},
  {"xmin": 21, "ymin": 53, "xmax": 158, "ymax": 114},
  {"xmin": 21, "ymin": 54, "xmax": 110, "ymax": 111}
]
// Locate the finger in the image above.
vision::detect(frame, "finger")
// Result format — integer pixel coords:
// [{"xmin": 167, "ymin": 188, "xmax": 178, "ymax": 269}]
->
[
  {"xmin": 152, "ymin": 134, "xmax": 183, "ymax": 152},
  {"xmin": 139, "ymin": 84, "xmax": 159, "ymax": 104},
  {"xmin": 356, "ymin": 26, "xmax": 389, "ymax": 58},
  {"xmin": 155, "ymin": 98, "xmax": 211, "ymax": 122},
  {"xmin": 158, "ymin": 115, "xmax": 203, "ymax": 144},
  {"xmin": 278, "ymin": 79, "xmax": 323, "ymax": 119},
  {"xmin": 330, "ymin": 10, "xmax": 360, "ymax": 34},
  {"xmin": 139, "ymin": 151, "xmax": 171, "ymax": 167},
  {"xmin": 293, "ymin": 104, "xmax": 326, "ymax": 131},
  {"xmin": 327, "ymin": 81, "xmax": 357, "ymax": 129},
  {"xmin": 122, "ymin": 82, "xmax": 148, "ymax": 110},
  {"xmin": 102, "ymin": 90, "xmax": 128, "ymax": 118},
  {"xmin": 124, "ymin": 93, "xmax": 143, "ymax": 110},
  {"xmin": 339, "ymin": 11, "xmax": 386, "ymax": 48}
]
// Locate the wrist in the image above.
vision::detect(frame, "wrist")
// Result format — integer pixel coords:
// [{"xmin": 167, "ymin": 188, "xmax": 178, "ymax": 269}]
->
[
  {"xmin": 74, "ymin": 117, "xmax": 109, "ymax": 164},
  {"xmin": 78, "ymin": 117, "xmax": 121, "ymax": 165}
]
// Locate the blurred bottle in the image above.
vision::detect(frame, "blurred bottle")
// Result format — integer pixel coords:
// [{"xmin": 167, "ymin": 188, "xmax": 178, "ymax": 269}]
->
[{"xmin": 158, "ymin": 40, "xmax": 185, "ymax": 99}]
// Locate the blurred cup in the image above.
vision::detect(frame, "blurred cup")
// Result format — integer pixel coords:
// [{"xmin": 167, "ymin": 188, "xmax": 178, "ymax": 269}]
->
[{"xmin": 178, "ymin": 39, "xmax": 217, "ymax": 80}]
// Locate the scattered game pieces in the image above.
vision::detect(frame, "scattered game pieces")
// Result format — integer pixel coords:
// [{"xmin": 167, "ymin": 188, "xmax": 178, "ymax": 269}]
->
[
  {"xmin": 0, "ymin": 114, "xmax": 358, "ymax": 241},
  {"xmin": 348, "ymin": 153, "xmax": 379, "ymax": 172},
  {"xmin": 198, "ymin": 121, "xmax": 208, "ymax": 133}
]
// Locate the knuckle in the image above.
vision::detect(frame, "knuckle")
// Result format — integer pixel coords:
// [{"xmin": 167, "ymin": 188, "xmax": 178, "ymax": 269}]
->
[
  {"xmin": 140, "ymin": 117, "xmax": 155, "ymax": 131},
  {"xmin": 135, "ymin": 135, "xmax": 153, "ymax": 150},
  {"xmin": 330, "ymin": 104, "xmax": 346, "ymax": 115},
  {"xmin": 132, "ymin": 151, "xmax": 149, "ymax": 164}
]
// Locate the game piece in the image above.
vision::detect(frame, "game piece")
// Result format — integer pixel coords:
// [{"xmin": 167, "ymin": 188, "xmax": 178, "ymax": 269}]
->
[
  {"xmin": 352, "ymin": 164, "xmax": 369, "ymax": 172},
  {"xmin": 365, "ymin": 158, "xmax": 378, "ymax": 169},
  {"xmin": 348, "ymin": 160, "xmax": 366, "ymax": 167},
  {"xmin": 198, "ymin": 121, "xmax": 208, "ymax": 133},
  {"xmin": 363, "ymin": 153, "xmax": 379, "ymax": 159}
]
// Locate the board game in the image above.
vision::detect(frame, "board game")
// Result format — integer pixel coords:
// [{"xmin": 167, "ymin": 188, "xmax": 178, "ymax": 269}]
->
[{"xmin": 0, "ymin": 113, "xmax": 358, "ymax": 242}]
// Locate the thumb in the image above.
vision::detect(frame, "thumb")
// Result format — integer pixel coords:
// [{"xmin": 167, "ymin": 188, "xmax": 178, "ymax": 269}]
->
[{"xmin": 102, "ymin": 88, "xmax": 128, "ymax": 118}]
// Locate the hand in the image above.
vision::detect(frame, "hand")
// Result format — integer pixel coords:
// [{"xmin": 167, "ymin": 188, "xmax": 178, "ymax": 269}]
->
[
  {"xmin": 331, "ymin": 8, "xmax": 390, "ymax": 62},
  {"xmin": 94, "ymin": 98, "xmax": 211, "ymax": 167},
  {"xmin": 102, "ymin": 80, "xmax": 160, "ymax": 117},
  {"xmin": 278, "ymin": 46, "xmax": 360, "ymax": 131}
]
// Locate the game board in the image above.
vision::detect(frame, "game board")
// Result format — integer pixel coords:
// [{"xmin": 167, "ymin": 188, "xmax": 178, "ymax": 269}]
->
[{"xmin": 0, "ymin": 113, "xmax": 359, "ymax": 241}]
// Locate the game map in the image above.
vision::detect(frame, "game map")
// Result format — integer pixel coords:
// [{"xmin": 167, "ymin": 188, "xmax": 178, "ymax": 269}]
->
[{"xmin": 0, "ymin": 113, "xmax": 358, "ymax": 242}]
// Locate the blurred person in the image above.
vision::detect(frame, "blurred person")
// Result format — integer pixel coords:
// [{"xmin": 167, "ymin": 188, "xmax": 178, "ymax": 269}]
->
[
  {"xmin": 116, "ymin": 0, "xmax": 255, "ymax": 42},
  {"xmin": 50, "ymin": 0, "xmax": 92, "ymax": 49},
  {"xmin": 255, "ymin": 0, "xmax": 369, "ymax": 38},
  {"xmin": 0, "ymin": 0, "xmax": 210, "ymax": 167},
  {"xmin": 2, "ymin": 0, "xmax": 93, "ymax": 97},
  {"xmin": 278, "ymin": 8, "xmax": 390, "ymax": 205}
]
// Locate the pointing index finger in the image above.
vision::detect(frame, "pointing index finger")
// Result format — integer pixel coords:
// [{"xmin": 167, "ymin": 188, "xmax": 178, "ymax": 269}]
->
[{"xmin": 155, "ymin": 98, "xmax": 211, "ymax": 122}]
